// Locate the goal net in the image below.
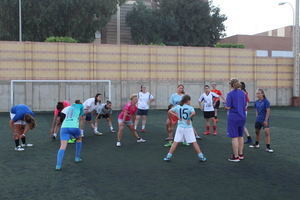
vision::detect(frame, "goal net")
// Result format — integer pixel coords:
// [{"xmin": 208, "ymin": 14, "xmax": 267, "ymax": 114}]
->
[{"xmin": 10, "ymin": 80, "xmax": 111, "ymax": 111}]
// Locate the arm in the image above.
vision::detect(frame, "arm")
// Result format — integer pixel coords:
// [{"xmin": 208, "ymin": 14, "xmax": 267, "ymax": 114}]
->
[
  {"xmin": 264, "ymin": 108, "xmax": 271, "ymax": 126},
  {"xmin": 50, "ymin": 115, "xmax": 58, "ymax": 133},
  {"xmin": 168, "ymin": 109, "xmax": 178, "ymax": 117},
  {"xmin": 187, "ymin": 111, "xmax": 196, "ymax": 125},
  {"xmin": 9, "ymin": 120, "xmax": 14, "ymax": 130}
]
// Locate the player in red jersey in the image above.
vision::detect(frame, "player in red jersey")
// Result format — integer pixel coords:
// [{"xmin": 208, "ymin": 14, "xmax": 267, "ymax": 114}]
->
[{"xmin": 211, "ymin": 82, "xmax": 225, "ymax": 122}]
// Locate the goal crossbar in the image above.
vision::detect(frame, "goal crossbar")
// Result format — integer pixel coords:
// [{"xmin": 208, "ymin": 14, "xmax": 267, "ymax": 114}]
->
[{"xmin": 10, "ymin": 80, "xmax": 111, "ymax": 106}]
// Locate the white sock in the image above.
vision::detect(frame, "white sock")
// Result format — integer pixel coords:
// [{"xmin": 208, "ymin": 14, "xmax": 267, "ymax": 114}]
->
[
  {"xmin": 53, "ymin": 133, "xmax": 57, "ymax": 137},
  {"xmin": 134, "ymin": 125, "xmax": 137, "ymax": 130},
  {"xmin": 110, "ymin": 126, "xmax": 114, "ymax": 130},
  {"xmin": 80, "ymin": 129, "xmax": 84, "ymax": 134},
  {"xmin": 142, "ymin": 125, "xmax": 145, "ymax": 129},
  {"xmin": 94, "ymin": 127, "xmax": 98, "ymax": 131}
]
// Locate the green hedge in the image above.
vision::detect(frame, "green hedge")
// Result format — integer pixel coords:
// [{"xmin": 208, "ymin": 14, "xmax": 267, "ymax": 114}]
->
[
  {"xmin": 45, "ymin": 36, "xmax": 78, "ymax": 43},
  {"xmin": 215, "ymin": 43, "xmax": 245, "ymax": 49}
]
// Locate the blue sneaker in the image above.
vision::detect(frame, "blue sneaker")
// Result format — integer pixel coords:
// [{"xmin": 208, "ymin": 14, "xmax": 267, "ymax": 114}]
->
[
  {"xmin": 55, "ymin": 166, "xmax": 62, "ymax": 171},
  {"xmin": 199, "ymin": 156, "xmax": 207, "ymax": 162},
  {"xmin": 163, "ymin": 157, "xmax": 171, "ymax": 162},
  {"xmin": 75, "ymin": 157, "xmax": 83, "ymax": 163},
  {"xmin": 244, "ymin": 138, "xmax": 252, "ymax": 144}
]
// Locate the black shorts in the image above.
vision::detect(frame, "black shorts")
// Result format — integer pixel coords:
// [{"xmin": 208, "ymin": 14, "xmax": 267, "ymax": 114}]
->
[
  {"xmin": 97, "ymin": 114, "xmax": 110, "ymax": 119},
  {"xmin": 137, "ymin": 109, "xmax": 148, "ymax": 116},
  {"xmin": 214, "ymin": 101, "xmax": 220, "ymax": 109},
  {"xmin": 204, "ymin": 111, "xmax": 215, "ymax": 119},
  {"xmin": 58, "ymin": 112, "xmax": 66, "ymax": 123},
  {"xmin": 255, "ymin": 121, "xmax": 270, "ymax": 130}
]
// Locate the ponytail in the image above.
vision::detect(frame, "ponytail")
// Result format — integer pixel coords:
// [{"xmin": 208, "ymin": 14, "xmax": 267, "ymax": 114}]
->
[
  {"xmin": 230, "ymin": 79, "xmax": 241, "ymax": 89},
  {"xmin": 179, "ymin": 95, "xmax": 191, "ymax": 106},
  {"xmin": 94, "ymin": 93, "xmax": 102, "ymax": 105}
]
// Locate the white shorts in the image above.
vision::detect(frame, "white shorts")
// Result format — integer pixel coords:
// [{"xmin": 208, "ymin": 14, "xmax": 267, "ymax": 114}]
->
[
  {"xmin": 10, "ymin": 113, "xmax": 26, "ymax": 125},
  {"xmin": 174, "ymin": 127, "xmax": 196, "ymax": 143}
]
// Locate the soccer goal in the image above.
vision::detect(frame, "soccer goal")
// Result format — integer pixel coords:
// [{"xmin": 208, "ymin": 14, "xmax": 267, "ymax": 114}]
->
[{"xmin": 10, "ymin": 80, "xmax": 111, "ymax": 111}]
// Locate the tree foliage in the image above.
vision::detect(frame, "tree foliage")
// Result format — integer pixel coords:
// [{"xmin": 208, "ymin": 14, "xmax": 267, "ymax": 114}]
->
[
  {"xmin": 0, "ymin": 0, "xmax": 126, "ymax": 42},
  {"xmin": 126, "ymin": 0, "xmax": 227, "ymax": 46}
]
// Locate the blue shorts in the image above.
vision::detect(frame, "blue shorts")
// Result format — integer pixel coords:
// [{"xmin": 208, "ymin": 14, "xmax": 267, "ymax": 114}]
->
[
  {"xmin": 85, "ymin": 113, "xmax": 92, "ymax": 121},
  {"xmin": 137, "ymin": 109, "xmax": 148, "ymax": 116},
  {"xmin": 227, "ymin": 118, "xmax": 246, "ymax": 138},
  {"xmin": 60, "ymin": 128, "xmax": 81, "ymax": 141}
]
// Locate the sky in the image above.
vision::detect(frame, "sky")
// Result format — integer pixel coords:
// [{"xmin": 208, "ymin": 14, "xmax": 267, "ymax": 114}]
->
[{"xmin": 212, "ymin": 0, "xmax": 295, "ymax": 37}]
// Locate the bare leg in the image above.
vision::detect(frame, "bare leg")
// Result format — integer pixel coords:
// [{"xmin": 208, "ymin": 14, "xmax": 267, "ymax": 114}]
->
[
  {"xmin": 255, "ymin": 129, "xmax": 261, "ymax": 143},
  {"xmin": 128, "ymin": 124, "xmax": 140, "ymax": 139},
  {"xmin": 244, "ymin": 127, "xmax": 250, "ymax": 137},
  {"xmin": 141, "ymin": 116, "xmax": 147, "ymax": 129},
  {"xmin": 192, "ymin": 142, "xmax": 202, "ymax": 154},
  {"xmin": 231, "ymin": 137, "xmax": 239, "ymax": 157},
  {"xmin": 168, "ymin": 142, "xmax": 179, "ymax": 154},
  {"xmin": 238, "ymin": 137, "xmax": 244, "ymax": 155},
  {"xmin": 117, "ymin": 123, "xmax": 125, "ymax": 142},
  {"xmin": 264, "ymin": 128, "xmax": 271, "ymax": 145},
  {"xmin": 134, "ymin": 115, "xmax": 141, "ymax": 130}
]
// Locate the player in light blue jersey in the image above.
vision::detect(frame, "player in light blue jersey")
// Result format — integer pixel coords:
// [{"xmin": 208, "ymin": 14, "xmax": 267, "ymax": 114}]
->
[
  {"xmin": 163, "ymin": 95, "xmax": 207, "ymax": 162},
  {"xmin": 55, "ymin": 100, "xmax": 84, "ymax": 171}
]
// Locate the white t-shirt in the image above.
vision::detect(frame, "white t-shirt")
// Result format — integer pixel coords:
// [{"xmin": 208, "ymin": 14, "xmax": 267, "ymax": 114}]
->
[
  {"xmin": 198, "ymin": 92, "xmax": 219, "ymax": 112},
  {"xmin": 96, "ymin": 103, "xmax": 112, "ymax": 115},
  {"xmin": 137, "ymin": 92, "xmax": 154, "ymax": 110},
  {"xmin": 83, "ymin": 98, "xmax": 100, "ymax": 113}
]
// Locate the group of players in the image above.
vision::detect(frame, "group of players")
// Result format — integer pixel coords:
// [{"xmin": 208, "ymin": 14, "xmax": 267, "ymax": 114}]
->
[{"xmin": 8, "ymin": 80, "xmax": 273, "ymax": 170}]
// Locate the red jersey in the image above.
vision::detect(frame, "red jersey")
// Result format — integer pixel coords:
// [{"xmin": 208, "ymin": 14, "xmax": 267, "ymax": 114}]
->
[
  {"xmin": 118, "ymin": 102, "xmax": 138, "ymax": 121},
  {"xmin": 211, "ymin": 89, "xmax": 222, "ymax": 102},
  {"xmin": 53, "ymin": 101, "xmax": 71, "ymax": 116}
]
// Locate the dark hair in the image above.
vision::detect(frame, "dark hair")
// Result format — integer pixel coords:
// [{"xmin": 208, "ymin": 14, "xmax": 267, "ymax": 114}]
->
[
  {"xmin": 94, "ymin": 93, "xmax": 102, "ymax": 105},
  {"xmin": 257, "ymin": 89, "xmax": 266, "ymax": 99},
  {"xmin": 56, "ymin": 102, "xmax": 64, "ymax": 111},
  {"xmin": 75, "ymin": 100, "xmax": 82, "ymax": 104},
  {"xmin": 140, "ymin": 85, "xmax": 143, "ymax": 92},
  {"xmin": 179, "ymin": 95, "xmax": 191, "ymax": 106},
  {"xmin": 24, "ymin": 114, "xmax": 36, "ymax": 130},
  {"xmin": 240, "ymin": 82, "xmax": 247, "ymax": 92},
  {"xmin": 168, "ymin": 104, "xmax": 173, "ymax": 111},
  {"xmin": 177, "ymin": 84, "xmax": 185, "ymax": 94},
  {"xmin": 204, "ymin": 85, "xmax": 210, "ymax": 88},
  {"xmin": 106, "ymin": 100, "xmax": 112, "ymax": 105}
]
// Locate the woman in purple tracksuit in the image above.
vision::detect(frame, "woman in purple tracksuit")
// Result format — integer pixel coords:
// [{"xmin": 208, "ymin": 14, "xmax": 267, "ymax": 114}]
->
[{"xmin": 225, "ymin": 79, "xmax": 247, "ymax": 162}]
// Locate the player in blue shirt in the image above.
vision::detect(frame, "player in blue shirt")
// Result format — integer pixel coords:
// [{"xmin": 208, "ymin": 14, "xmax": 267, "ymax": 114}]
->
[
  {"xmin": 249, "ymin": 89, "xmax": 274, "ymax": 153},
  {"xmin": 163, "ymin": 95, "xmax": 207, "ymax": 162},
  {"xmin": 55, "ymin": 100, "xmax": 85, "ymax": 171},
  {"xmin": 225, "ymin": 79, "xmax": 247, "ymax": 162},
  {"xmin": 9, "ymin": 104, "xmax": 36, "ymax": 151}
]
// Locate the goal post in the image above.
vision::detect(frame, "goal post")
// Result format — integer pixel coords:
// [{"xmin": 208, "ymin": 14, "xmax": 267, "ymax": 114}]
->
[{"xmin": 10, "ymin": 80, "xmax": 112, "ymax": 107}]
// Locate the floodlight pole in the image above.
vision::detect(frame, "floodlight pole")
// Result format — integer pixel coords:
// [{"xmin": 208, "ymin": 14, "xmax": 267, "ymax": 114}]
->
[
  {"xmin": 295, "ymin": 0, "xmax": 300, "ymax": 97},
  {"xmin": 19, "ymin": 0, "xmax": 22, "ymax": 42},
  {"xmin": 117, "ymin": 2, "xmax": 121, "ymax": 45}
]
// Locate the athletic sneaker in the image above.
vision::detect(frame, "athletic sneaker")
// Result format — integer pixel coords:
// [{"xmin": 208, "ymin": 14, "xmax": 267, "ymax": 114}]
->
[
  {"xmin": 266, "ymin": 148, "xmax": 274, "ymax": 153},
  {"xmin": 249, "ymin": 144, "xmax": 260, "ymax": 148},
  {"xmin": 137, "ymin": 138, "xmax": 146, "ymax": 143},
  {"xmin": 55, "ymin": 166, "xmax": 62, "ymax": 171},
  {"xmin": 116, "ymin": 142, "xmax": 121, "ymax": 147},
  {"xmin": 80, "ymin": 133, "xmax": 84, "ymax": 138},
  {"xmin": 182, "ymin": 142, "xmax": 190, "ymax": 146},
  {"xmin": 165, "ymin": 137, "xmax": 173, "ymax": 141},
  {"xmin": 244, "ymin": 138, "xmax": 252, "ymax": 144},
  {"xmin": 111, "ymin": 129, "xmax": 116, "ymax": 133},
  {"xmin": 164, "ymin": 141, "xmax": 173, "ymax": 147},
  {"xmin": 204, "ymin": 131, "xmax": 210, "ymax": 135},
  {"xmin": 52, "ymin": 133, "xmax": 57, "ymax": 140},
  {"xmin": 75, "ymin": 157, "xmax": 83, "ymax": 163},
  {"xmin": 195, "ymin": 135, "xmax": 202, "ymax": 140},
  {"xmin": 14, "ymin": 146, "xmax": 25, "ymax": 151},
  {"xmin": 140, "ymin": 129, "xmax": 146, "ymax": 133},
  {"xmin": 163, "ymin": 157, "xmax": 171, "ymax": 162},
  {"xmin": 199, "ymin": 156, "xmax": 207, "ymax": 162},
  {"xmin": 228, "ymin": 155, "xmax": 240, "ymax": 162},
  {"xmin": 239, "ymin": 154, "xmax": 245, "ymax": 160},
  {"xmin": 68, "ymin": 138, "xmax": 76, "ymax": 144},
  {"xmin": 213, "ymin": 131, "xmax": 217, "ymax": 136},
  {"xmin": 21, "ymin": 143, "xmax": 34, "ymax": 147},
  {"xmin": 94, "ymin": 131, "xmax": 103, "ymax": 136}
]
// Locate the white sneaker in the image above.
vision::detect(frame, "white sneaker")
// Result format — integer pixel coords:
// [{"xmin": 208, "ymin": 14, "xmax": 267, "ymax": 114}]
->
[
  {"xmin": 137, "ymin": 138, "xmax": 146, "ymax": 143},
  {"xmin": 15, "ymin": 146, "xmax": 25, "ymax": 151},
  {"xmin": 116, "ymin": 142, "xmax": 121, "ymax": 147},
  {"xmin": 94, "ymin": 131, "xmax": 103, "ymax": 136},
  {"xmin": 249, "ymin": 144, "xmax": 260, "ymax": 148},
  {"xmin": 21, "ymin": 143, "xmax": 34, "ymax": 147},
  {"xmin": 266, "ymin": 148, "xmax": 274, "ymax": 153},
  {"xmin": 111, "ymin": 129, "xmax": 116, "ymax": 133},
  {"xmin": 80, "ymin": 133, "xmax": 84, "ymax": 138}
]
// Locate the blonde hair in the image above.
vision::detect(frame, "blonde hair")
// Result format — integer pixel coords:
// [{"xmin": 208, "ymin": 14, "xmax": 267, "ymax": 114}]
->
[
  {"xmin": 230, "ymin": 79, "xmax": 241, "ymax": 89},
  {"xmin": 130, "ymin": 94, "xmax": 138, "ymax": 100},
  {"xmin": 24, "ymin": 114, "xmax": 36, "ymax": 130}
]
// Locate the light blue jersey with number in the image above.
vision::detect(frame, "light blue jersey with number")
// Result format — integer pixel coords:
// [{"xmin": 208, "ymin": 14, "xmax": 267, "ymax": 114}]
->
[
  {"xmin": 169, "ymin": 93, "xmax": 184, "ymax": 106},
  {"xmin": 61, "ymin": 104, "xmax": 84, "ymax": 128},
  {"xmin": 171, "ymin": 104, "xmax": 195, "ymax": 128}
]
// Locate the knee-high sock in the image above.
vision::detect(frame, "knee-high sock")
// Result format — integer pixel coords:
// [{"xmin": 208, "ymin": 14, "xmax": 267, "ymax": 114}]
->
[
  {"xmin": 56, "ymin": 149, "xmax": 65, "ymax": 167},
  {"xmin": 75, "ymin": 142, "xmax": 82, "ymax": 159}
]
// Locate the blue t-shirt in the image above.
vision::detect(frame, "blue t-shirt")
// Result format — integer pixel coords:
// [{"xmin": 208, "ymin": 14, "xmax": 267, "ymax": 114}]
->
[
  {"xmin": 255, "ymin": 98, "xmax": 270, "ymax": 123},
  {"xmin": 226, "ymin": 89, "xmax": 246, "ymax": 120},
  {"xmin": 61, "ymin": 104, "xmax": 84, "ymax": 128},
  {"xmin": 10, "ymin": 104, "xmax": 35, "ymax": 122},
  {"xmin": 171, "ymin": 104, "xmax": 195, "ymax": 128},
  {"xmin": 169, "ymin": 93, "xmax": 183, "ymax": 106}
]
